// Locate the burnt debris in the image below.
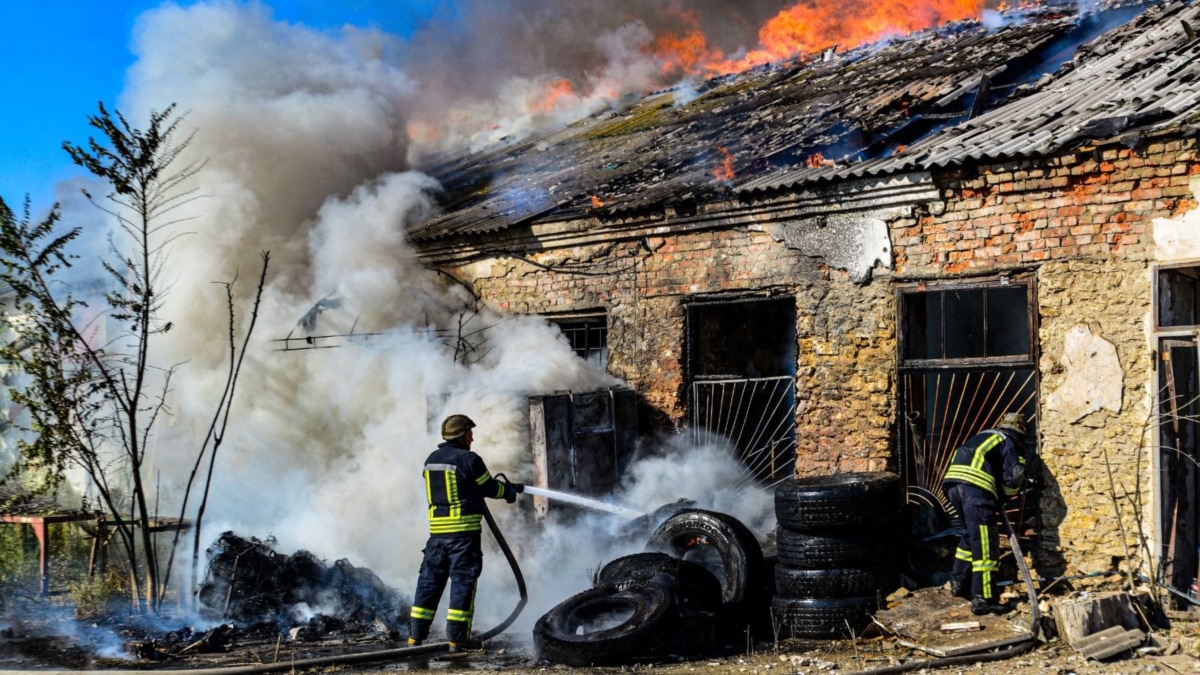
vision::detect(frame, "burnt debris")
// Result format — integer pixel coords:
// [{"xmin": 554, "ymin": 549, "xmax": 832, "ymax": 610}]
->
[{"xmin": 198, "ymin": 532, "xmax": 408, "ymax": 637}]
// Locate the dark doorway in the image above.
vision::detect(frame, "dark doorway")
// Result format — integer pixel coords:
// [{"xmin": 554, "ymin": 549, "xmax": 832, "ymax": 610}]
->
[
  {"xmin": 1155, "ymin": 264, "xmax": 1200, "ymax": 602},
  {"xmin": 685, "ymin": 295, "xmax": 797, "ymax": 486},
  {"xmin": 897, "ymin": 277, "xmax": 1040, "ymax": 584}
]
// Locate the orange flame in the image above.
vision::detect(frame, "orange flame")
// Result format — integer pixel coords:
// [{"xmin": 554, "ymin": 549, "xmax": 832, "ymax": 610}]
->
[
  {"xmin": 405, "ymin": 120, "xmax": 442, "ymax": 144},
  {"xmin": 712, "ymin": 147, "xmax": 735, "ymax": 181},
  {"xmin": 590, "ymin": 195, "xmax": 605, "ymax": 208},
  {"xmin": 652, "ymin": 9, "xmax": 724, "ymax": 75},
  {"xmin": 652, "ymin": 0, "xmax": 987, "ymax": 75},
  {"xmin": 806, "ymin": 152, "xmax": 826, "ymax": 168},
  {"xmin": 532, "ymin": 78, "xmax": 576, "ymax": 113}
]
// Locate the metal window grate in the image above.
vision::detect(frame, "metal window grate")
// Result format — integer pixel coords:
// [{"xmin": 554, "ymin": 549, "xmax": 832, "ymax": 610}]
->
[
  {"xmin": 689, "ymin": 376, "xmax": 796, "ymax": 488},
  {"xmin": 555, "ymin": 317, "xmax": 608, "ymax": 369}
]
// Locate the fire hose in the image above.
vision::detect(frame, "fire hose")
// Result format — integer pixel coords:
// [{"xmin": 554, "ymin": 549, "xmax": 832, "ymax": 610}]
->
[
  {"xmin": 843, "ymin": 501, "xmax": 1042, "ymax": 675},
  {"xmin": 0, "ymin": 492, "xmax": 528, "ymax": 675}
]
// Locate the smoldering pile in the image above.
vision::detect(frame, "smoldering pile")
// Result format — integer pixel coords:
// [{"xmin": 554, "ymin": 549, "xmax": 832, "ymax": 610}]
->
[{"xmin": 197, "ymin": 532, "xmax": 409, "ymax": 640}]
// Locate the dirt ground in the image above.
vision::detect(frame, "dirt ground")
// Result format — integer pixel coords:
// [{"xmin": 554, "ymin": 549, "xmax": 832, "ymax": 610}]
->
[{"xmin": 3, "ymin": 589, "xmax": 1198, "ymax": 674}]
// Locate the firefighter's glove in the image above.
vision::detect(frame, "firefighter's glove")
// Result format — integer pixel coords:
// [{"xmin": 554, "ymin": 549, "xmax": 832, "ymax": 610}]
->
[
  {"xmin": 512, "ymin": 482, "xmax": 525, "ymax": 493},
  {"xmin": 504, "ymin": 488, "xmax": 517, "ymax": 504}
]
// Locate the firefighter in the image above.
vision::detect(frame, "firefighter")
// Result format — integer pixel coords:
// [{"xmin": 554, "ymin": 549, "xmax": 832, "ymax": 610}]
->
[
  {"xmin": 942, "ymin": 411, "xmax": 1029, "ymax": 616},
  {"xmin": 407, "ymin": 414, "xmax": 523, "ymax": 652}
]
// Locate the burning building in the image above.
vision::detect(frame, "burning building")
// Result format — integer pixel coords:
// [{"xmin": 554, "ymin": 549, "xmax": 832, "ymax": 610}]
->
[{"xmin": 402, "ymin": 0, "xmax": 1200, "ymax": 603}]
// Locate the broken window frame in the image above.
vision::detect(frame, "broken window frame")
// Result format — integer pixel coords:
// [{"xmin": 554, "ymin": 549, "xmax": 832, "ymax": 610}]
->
[
  {"xmin": 545, "ymin": 310, "xmax": 609, "ymax": 370},
  {"xmin": 897, "ymin": 275, "xmax": 1037, "ymax": 369},
  {"xmin": 1155, "ymin": 262, "xmax": 1200, "ymax": 329},
  {"xmin": 1151, "ymin": 261, "xmax": 1200, "ymax": 603}
]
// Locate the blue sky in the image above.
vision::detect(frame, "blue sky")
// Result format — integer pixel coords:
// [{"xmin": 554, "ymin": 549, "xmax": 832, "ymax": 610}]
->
[{"xmin": 0, "ymin": 1, "xmax": 437, "ymax": 213}]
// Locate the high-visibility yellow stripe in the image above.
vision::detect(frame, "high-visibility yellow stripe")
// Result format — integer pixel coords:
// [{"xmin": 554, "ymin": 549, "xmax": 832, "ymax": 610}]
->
[
  {"xmin": 944, "ymin": 432, "xmax": 1009, "ymax": 496},
  {"xmin": 955, "ymin": 546, "xmax": 972, "ymax": 562},
  {"xmin": 944, "ymin": 465, "xmax": 997, "ymax": 494},
  {"xmin": 475, "ymin": 470, "xmax": 491, "ymax": 486},
  {"xmin": 970, "ymin": 433, "xmax": 1002, "ymax": 469},
  {"xmin": 410, "ymin": 606, "xmax": 435, "ymax": 620},
  {"xmin": 429, "ymin": 514, "xmax": 483, "ymax": 533},
  {"xmin": 447, "ymin": 608, "xmax": 473, "ymax": 622}
]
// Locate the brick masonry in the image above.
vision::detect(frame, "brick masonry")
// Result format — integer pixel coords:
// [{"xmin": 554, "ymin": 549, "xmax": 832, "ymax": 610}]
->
[{"xmin": 429, "ymin": 134, "xmax": 1200, "ymax": 583}]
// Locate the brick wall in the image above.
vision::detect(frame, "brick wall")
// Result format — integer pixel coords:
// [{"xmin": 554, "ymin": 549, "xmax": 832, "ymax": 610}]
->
[
  {"xmin": 456, "ymin": 223, "xmax": 897, "ymax": 472},
  {"xmin": 429, "ymin": 133, "xmax": 1200, "ymax": 581},
  {"xmin": 895, "ymin": 137, "xmax": 1200, "ymax": 579}
]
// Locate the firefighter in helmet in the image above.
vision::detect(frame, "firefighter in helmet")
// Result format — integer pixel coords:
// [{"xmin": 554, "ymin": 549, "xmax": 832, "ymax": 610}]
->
[
  {"xmin": 942, "ymin": 411, "xmax": 1029, "ymax": 615},
  {"xmin": 407, "ymin": 414, "xmax": 522, "ymax": 651}
]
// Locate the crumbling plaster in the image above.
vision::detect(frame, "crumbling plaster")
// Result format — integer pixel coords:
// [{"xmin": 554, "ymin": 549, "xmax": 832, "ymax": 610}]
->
[
  {"xmin": 1152, "ymin": 175, "xmax": 1200, "ymax": 260},
  {"xmin": 764, "ymin": 213, "xmax": 894, "ymax": 284},
  {"xmin": 1045, "ymin": 324, "xmax": 1123, "ymax": 423},
  {"xmin": 1035, "ymin": 259, "xmax": 1152, "ymax": 579}
]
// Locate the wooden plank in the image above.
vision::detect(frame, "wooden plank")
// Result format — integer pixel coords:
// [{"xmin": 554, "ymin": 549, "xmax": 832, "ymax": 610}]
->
[
  {"xmin": 874, "ymin": 586, "xmax": 1034, "ymax": 658},
  {"xmin": 898, "ymin": 631, "xmax": 1032, "ymax": 657}
]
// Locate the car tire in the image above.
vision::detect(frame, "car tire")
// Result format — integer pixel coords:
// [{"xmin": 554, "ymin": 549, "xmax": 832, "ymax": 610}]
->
[
  {"xmin": 773, "ymin": 564, "xmax": 898, "ymax": 598},
  {"xmin": 593, "ymin": 552, "xmax": 723, "ymax": 613},
  {"xmin": 775, "ymin": 472, "xmax": 903, "ymax": 531},
  {"xmin": 644, "ymin": 508, "xmax": 765, "ymax": 616},
  {"xmin": 769, "ymin": 595, "xmax": 878, "ymax": 639},
  {"xmin": 533, "ymin": 582, "xmax": 673, "ymax": 666},
  {"xmin": 775, "ymin": 527, "xmax": 899, "ymax": 569}
]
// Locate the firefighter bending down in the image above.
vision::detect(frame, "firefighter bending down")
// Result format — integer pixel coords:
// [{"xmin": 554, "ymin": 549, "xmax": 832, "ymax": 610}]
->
[
  {"xmin": 942, "ymin": 412, "xmax": 1029, "ymax": 616},
  {"xmin": 408, "ymin": 414, "xmax": 522, "ymax": 652}
]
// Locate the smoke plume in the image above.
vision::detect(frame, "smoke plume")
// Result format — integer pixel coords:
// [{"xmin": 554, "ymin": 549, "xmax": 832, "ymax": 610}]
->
[{"xmin": 72, "ymin": 0, "xmax": 782, "ymax": 632}]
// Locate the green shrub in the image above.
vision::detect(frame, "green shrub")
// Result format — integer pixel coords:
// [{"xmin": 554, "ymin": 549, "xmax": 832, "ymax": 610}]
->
[{"xmin": 70, "ymin": 571, "xmax": 130, "ymax": 620}]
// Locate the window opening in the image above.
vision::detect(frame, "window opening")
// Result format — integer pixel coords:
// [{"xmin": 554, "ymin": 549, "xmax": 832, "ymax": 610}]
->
[
  {"xmin": 897, "ymin": 278, "xmax": 1040, "ymax": 587},
  {"xmin": 1158, "ymin": 266, "xmax": 1200, "ymax": 328},
  {"xmin": 549, "ymin": 313, "xmax": 608, "ymax": 370},
  {"xmin": 686, "ymin": 296, "xmax": 797, "ymax": 487}
]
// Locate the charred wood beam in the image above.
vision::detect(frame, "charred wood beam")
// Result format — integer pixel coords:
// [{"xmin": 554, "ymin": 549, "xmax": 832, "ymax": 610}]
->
[{"xmin": 969, "ymin": 73, "xmax": 993, "ymax": 120}]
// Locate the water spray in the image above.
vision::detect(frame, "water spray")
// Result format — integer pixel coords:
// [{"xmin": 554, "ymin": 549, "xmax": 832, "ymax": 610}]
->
[{"xmin": 521, "ymin": 485, "xmax": 643, "ymax": 519}]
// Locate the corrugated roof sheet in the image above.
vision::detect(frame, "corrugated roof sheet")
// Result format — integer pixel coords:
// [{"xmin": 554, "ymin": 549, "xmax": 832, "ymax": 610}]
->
[{"xmin": 412, "ymin": 0, "xmax": 1198, "ymax": 242}]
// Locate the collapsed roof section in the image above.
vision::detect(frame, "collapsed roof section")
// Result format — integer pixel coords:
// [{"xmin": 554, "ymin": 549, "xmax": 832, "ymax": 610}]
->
[{"xmin": 409, "ymin": 0, "xmax": 1199, "ymax": 244}]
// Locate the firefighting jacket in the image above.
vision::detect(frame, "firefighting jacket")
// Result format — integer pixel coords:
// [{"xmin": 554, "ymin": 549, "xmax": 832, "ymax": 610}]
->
[
  {"xmin": 422, "ymin": 440, "xmax": 516, "ymax": 535},
  {"xmin": 942, "ymin": 429, "xmax": 1026, "ymax": 499}
]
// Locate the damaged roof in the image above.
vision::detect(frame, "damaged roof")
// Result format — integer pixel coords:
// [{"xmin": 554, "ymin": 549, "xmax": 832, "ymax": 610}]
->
[{"xmin": 411, "ymin": 0, "xmax": 1200, "ymax": 243}]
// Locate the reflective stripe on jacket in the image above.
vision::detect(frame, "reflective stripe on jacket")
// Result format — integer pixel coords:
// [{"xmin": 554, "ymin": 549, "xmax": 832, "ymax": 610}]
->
[
  {"xmin": 943, "ymin": 429, "xmax": 1025, "ymax": 499},
  {"xmin": 423, "ymin": 440, "xmax": 514, "ymax": 535}
]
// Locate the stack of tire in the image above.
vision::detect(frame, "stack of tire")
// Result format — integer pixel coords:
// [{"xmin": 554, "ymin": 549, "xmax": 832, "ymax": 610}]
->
[
  {"xmin": 533, "ymin": 508, "xmax": 765, "ymax": 666},
  {"xmin": 770, "ymin": 471, "xmax": 904, "ymax": 639}
]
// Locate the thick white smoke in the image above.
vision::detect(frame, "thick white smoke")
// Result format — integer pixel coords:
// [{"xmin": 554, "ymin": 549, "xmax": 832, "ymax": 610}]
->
[{"xmin": 17, "ymin": 0, "xmax": 777, "ymax": 634}]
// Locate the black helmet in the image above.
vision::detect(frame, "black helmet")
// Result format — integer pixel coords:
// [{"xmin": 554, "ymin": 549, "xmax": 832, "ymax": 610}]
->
[{"xmin": 441, "ymin": 414, "xmax": 476, "ymax": 440}]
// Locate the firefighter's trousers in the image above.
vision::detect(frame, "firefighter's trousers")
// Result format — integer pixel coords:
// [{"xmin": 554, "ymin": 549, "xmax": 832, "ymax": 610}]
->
[
  {"xmin": 946, "ymin": 482, "xmax": 1002, "ymax": 601},
  {"xmin": 408, "ymin": 531, "xmax": 482, "ymax": 643}
]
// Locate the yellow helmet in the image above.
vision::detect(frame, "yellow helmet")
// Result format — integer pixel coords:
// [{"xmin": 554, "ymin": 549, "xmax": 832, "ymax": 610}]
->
[
  {"xmin": 996, "ymin": 412, "xmax": 1028, "ymax": 436},
  {"xmin": 441, "ymin": 414, "xmax": 476, "ymax": 440}
]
